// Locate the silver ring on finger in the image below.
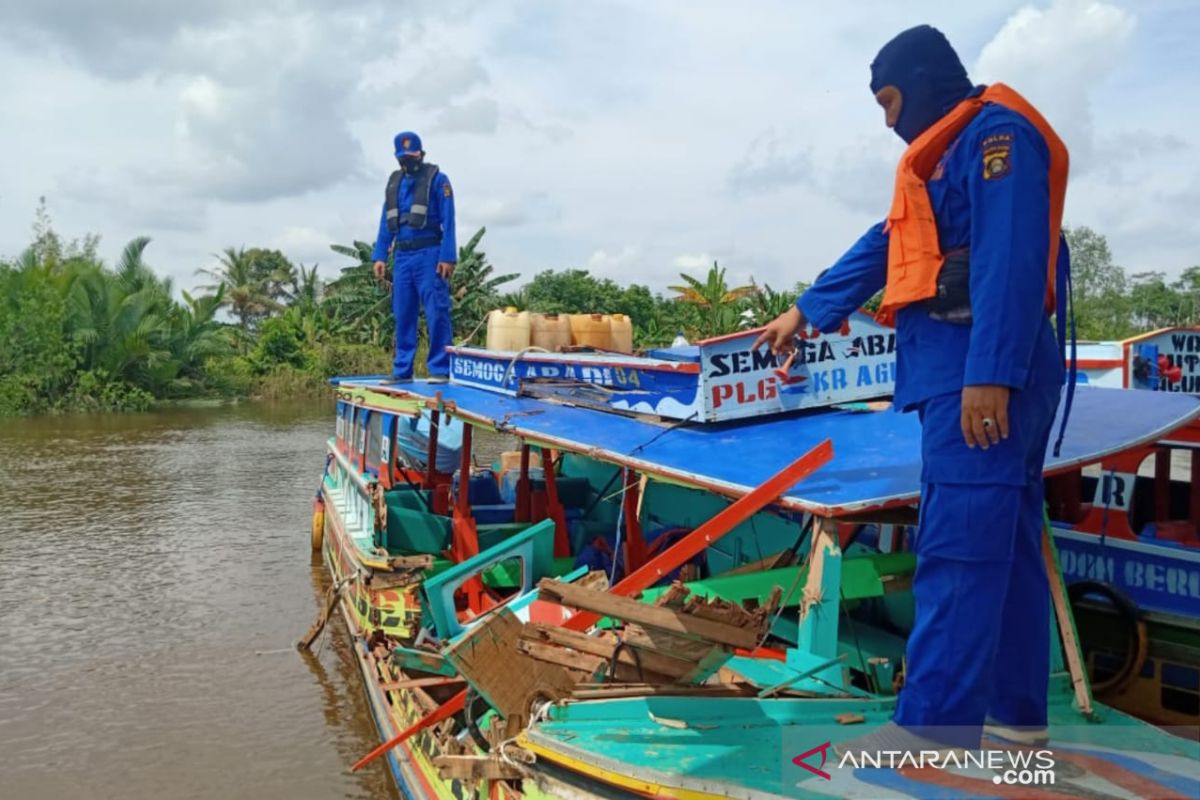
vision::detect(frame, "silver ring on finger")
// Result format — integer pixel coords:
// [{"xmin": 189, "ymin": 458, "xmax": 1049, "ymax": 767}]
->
[{"xmin": 982, "ymin": 417, "xmax": 996, "ymax": 430}]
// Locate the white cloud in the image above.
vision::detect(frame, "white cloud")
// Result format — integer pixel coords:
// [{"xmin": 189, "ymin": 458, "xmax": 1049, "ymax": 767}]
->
[
  {"xmin": 975, "ymin": 0, "xmax": 1137, "ymax": 171},
  {"xmin": 0, "ymin": 0, "xmax": 1196, "ymax": 296},
  {"xmin": 585, "ymin": 245, "xmax": 643, "ymax": 277},
  {"xmin": 434, "ymin": 97, "xmax": 501, "ymax": 134}
]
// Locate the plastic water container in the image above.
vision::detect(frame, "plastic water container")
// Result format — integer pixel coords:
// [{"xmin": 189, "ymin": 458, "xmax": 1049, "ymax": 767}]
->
[
  {"xmin": 569, "ymin": 314, "xmax": 612, "ymax": 350},
  {"xmin": 531, "ymin": 313, "xmax": 572, "ymax": 352},
  {"xmin": 486, "ymin": 307, "xmax": 531, "ymax": 351},
  {"xmin": 609, "ymin": 313, "xmax": 633, "ymax": 354}
]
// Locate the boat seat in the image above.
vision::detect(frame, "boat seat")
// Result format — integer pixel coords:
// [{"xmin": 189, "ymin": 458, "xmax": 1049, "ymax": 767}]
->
[
  {"xmin": 382, "ymin": 503, "xmax": 451, "ymax": 555},
  {"xmin": 473, "ymin": 503, "xmax": 515, "ymax": 525}
]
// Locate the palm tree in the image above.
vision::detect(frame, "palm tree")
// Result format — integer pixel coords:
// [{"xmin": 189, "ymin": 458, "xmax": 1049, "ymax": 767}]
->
[
  {"xmin": 64, "ymin": 262, "xmax": 174, "ymax": 392},
  {"xmin": 668, "ymin": 261, "xmax": 756, "ymax": 338},
  {"xmin": 324, "ymin": 241, "xmax": 393, "ymax": 347},
  {"xmin": 164, "ymin": 286, "xmax": 234, "ymax": 393},
  {"xmin": 195, "ymin": 247, "xmax": 280, "ymax": 346}
]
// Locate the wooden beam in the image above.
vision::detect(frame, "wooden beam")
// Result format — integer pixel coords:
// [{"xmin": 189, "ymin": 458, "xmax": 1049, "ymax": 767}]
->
[
  {"xmin": 561, "ymin": 439, "xmax": 833, "ymax": 632},
  {"xmin": 522, "ymin": 623, "xmax": 696, "ymax": 679},
  {"xmin": 432, "ymin": 755, "xmax": 525, "ymax": 782},
  {"xmin": 539, "ymin": 579, "xmax": 760, "ymax": 650},
  {"xmin": 351, "ymin": 689, "xmax": 466, "ymax": 772},
  {"xmin": 1041, "ymin": 512, "xmax": 1094, "ymax": 717}
]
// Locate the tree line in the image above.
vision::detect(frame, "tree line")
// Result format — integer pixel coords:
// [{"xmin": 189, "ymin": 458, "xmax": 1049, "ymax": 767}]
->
[{"xmin": 1, "ymin": 201, "xmax": 1195, "ymax": 415}]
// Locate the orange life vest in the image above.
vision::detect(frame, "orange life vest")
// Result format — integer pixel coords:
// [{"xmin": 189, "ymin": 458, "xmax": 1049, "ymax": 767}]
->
[{"xmin": 877, "ymin": 83, "xmax": 1068, "ymax": 324}]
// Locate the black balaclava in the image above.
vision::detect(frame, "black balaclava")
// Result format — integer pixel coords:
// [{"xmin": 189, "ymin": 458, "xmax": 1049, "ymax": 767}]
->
[
  {"xmin": 398, "ymin": 154, "xmax": 423, "ymax": 175},
  {"xmin": 869, "ymin": 25, "xmax": 973, "ymax": 144}
]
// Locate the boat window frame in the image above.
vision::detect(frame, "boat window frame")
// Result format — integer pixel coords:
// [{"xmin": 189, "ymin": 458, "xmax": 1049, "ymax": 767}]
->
[{"xmin": 365, "ymin": 410, "xmax": 383, "ymax": 477}]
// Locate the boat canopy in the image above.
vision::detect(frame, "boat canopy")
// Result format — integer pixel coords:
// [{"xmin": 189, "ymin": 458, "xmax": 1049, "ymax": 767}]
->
[{"xmin": 332, "ymin": 378, "xmax": 1200, "ymax": 517}]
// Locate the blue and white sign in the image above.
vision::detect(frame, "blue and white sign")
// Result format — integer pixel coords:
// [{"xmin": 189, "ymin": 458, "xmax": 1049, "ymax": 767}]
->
[{"xmin": 1054, "ymin": 526, "xmax": 1200, "ymax": 618}]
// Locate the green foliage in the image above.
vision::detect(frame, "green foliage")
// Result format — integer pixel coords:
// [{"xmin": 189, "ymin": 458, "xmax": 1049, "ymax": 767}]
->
[
  {"xmin": 449, "ymin": 227, "xmax": 519, "ymax": 343},
  {"xmin": 5, "ymin": 205, "xmax": 1197, "ymax": 417},
  {"xmin": 669, "ymin": 261, "xmax": 757, "ymax": 338}
]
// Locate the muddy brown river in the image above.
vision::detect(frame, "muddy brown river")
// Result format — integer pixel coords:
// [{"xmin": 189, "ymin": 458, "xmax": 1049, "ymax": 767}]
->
[{"xmin": 0, "ymin": 401, "xmax": 509, "ymax": 799}]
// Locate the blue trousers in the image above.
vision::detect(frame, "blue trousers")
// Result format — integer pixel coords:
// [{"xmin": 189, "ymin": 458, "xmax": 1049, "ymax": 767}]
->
[
  {"xmin": 894, "ymin": 383, "xmax": 1060, "ymax": 745},
  {"xmin": 392, "ymin": 247, "xmax": 452, "ymax": 378}
]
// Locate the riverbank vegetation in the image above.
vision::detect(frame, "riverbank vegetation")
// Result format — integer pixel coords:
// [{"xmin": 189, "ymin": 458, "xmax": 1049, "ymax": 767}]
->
[{"xmin": 1, "ymin": 201, "xmax": 1195, "ymax": 415}]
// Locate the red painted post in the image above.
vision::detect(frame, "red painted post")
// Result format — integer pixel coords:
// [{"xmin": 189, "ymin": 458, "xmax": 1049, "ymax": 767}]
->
[
  {"xmin": 1155, "ymin": 448, "xmax": 1171, "ymax": 523},
  {"xmin": 562, "ymin": 439, "xmax": 833, "ymax": 631},
  {"xmin": 515, "ymin": 443, "xmax": 531, "ymax": 522},
  {"xmin": 541, "ymin": 448, "xmax": 570, "ymax": 557},
  {"xmin": 622, "ymin": 470, "xmax": 647, "ymax": 571},
  {"xmin": 425, "ymin": 404, "xmax": 441, "ymax": 487}
]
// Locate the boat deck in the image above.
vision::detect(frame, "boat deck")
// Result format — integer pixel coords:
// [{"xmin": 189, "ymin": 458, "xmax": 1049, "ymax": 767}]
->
[{"xmin": 524, "ymin": 677, "xmax": 1200, "ymax": 799}]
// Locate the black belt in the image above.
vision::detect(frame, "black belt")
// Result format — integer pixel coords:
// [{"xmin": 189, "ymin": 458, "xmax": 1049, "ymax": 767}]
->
[{"xmin": 394, "ymin": 236, "xmax": 442, "ymax": 252}]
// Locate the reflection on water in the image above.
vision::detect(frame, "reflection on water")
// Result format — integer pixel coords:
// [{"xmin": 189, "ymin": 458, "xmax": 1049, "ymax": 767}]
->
[{"xmin": 0, "ymin": 401, "xmax": 400, "ymax": 799}]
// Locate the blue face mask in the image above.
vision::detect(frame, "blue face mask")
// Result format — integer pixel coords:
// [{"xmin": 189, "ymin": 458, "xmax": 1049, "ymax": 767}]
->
[{"xmin": 870, "ymin": 25, "xmax": 973, "ymax": 144}]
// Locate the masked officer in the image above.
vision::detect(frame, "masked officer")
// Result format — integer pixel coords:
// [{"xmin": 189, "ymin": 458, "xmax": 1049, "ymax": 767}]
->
[
  {"xmin": 372, "ymin": 131, "xmax": 457, "ymax": 383},
  {"xmin": 756, "ymin": 26, "xmax": 1068, "ymax": 751}
]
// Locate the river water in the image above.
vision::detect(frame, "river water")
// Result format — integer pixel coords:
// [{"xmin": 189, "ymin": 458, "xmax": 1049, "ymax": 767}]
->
[{"xmin": 0, "ymin": 401, "xmax": 459, "ymax": 800}]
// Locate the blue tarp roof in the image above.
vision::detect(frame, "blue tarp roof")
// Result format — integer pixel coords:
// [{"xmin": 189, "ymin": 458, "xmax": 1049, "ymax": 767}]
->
[{"xmin": 335, "ymin": 378, "xmax": 1200, "ymax": 515}]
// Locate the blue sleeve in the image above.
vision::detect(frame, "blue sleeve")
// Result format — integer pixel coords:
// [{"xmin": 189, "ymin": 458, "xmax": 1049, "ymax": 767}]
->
[
  {"xmin": 437, "ymin": 173, "xmax": 457, "ymax": 264},
  {"xmin": 796, "ymin": 222, "xmax": 888, "ymax": 332},
  {"xmin": 962, "ymin": 121, "xmax": 1051, "ymax": 387},
  {"xmin": 371, "ymin": 197, "xmax": 394, "ymax": 263}
]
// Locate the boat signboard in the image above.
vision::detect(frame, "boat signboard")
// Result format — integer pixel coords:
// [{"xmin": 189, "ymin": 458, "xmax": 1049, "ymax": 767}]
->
[{"xmin": 448, "ymin": 310, "xmax": 895, "ymax": 422}]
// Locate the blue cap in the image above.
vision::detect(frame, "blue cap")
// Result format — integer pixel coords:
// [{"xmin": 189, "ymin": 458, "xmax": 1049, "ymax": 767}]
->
[{"xmin": 394, "ymin": 131, "xmax": 423, "ymax": 156}]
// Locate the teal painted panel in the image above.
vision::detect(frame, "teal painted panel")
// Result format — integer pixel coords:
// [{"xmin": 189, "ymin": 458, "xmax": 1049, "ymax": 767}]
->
[{"xmin": 421, "ymin": 519, "xmax": 556, "ymax": 639}]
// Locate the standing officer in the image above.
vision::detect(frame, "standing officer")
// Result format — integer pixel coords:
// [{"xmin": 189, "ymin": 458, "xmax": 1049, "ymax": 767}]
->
[
  {"xmin": 756, "ymin": 25, "xmax": 1068, "ymax": 752},
  {"xmin": 372, "ymin": 131, "xmax": 457, "ymax": 383}
]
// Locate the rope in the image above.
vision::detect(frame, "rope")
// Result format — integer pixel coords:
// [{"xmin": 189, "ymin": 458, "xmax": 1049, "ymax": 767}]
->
[
  {"xmin": 493, "ymin": 699, "xmax": 553, "ymax": 771},
  {"xmin": 609, "ymin": 468, "xmax": 628, "ymax": 585},
  {"xmin": 501, "ymin": 346, "xmax": 552, "ymax": 388},
  {"xmin": 457, "ymin": 315, "xmax": 488, "ymax": 347}
]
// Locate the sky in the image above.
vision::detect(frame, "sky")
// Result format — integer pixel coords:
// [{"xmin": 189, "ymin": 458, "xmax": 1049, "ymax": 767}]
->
[{"xmin": 1, "ymin": 0, "xmax": 1196, "ymax": 297}]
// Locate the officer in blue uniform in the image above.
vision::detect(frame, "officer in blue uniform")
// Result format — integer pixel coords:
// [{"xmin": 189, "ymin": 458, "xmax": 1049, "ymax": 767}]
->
[
  {"xmin": 757, "ymin": 26, "xmax": 1065, "ymax": 751},
  {"xmin": 372, "ymin": 131, "xmax": 457, "ymax": 383}
]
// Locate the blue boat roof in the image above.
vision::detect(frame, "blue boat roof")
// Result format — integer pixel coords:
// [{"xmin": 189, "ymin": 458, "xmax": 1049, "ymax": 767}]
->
[
  {"xmin": 643, "ymin": 344, "xmax": 701, "ymax": 363},
  {"xmin": 336, "ymin": 379, "xmax": 1200, "ymax": 516}
]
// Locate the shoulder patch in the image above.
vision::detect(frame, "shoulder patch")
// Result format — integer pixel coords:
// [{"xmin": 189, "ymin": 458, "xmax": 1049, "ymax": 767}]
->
[
  {"xmin": 442, "ymin": 181, "xmax": 452, "ymax": 197},
  {"xmin": 981, "ymin": 133, "xmax": 1013, "ymax": 181}
]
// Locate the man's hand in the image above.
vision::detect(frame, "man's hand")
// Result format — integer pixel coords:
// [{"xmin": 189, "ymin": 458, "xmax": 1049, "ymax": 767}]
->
[
  {"xmin": 373, "ymin": 260, "xmax": 387, "ymax": 281},
  {"xmin": 437, "ymin": 261, "xmax": 456, "ymax": 280},
  {"xmin": 752, "ymin": 306, "xmax": 806, "ymax": 354},
  {"xmin": 961, "ymin": 384, "xmax": 1010, "ymax": 449}
]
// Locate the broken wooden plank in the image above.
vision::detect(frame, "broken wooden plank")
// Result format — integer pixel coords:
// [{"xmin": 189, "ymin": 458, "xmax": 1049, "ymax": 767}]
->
[
  {"xmin": 516, "ymin": 638, "xmax": 674, "ymax": 684},
  {"xmin": 444, "ymin": 608, "xmax": 576, "ymax": 724},
  {"xmin": 522, "ymin": 624, "xmax": 696, "ymax": 680},
  {"xmin": 836, "ymin": 713, "xmax": 866, "ymax": 725},
  {"xmin": 621, "ymin": 624, "xmax": 719, "ymax": 663},
  {"xmin": 538, "ymin": 578, "xmax": 761, "ymax": 650},
  {"xmin": 388, "ymin": 554, "xmax": 435, "ymax": 570},
  {"xmin": 432, "ymin": 754, "xmax": 525, "ymax": 781}
]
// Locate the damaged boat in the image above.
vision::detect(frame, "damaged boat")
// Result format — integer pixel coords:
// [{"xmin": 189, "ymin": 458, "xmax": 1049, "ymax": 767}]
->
[{"xmin": 307, "ymin": 323, "xmax": 1200, "ymax": 799}]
